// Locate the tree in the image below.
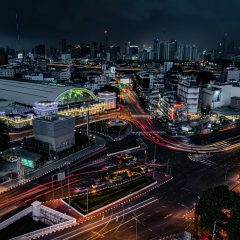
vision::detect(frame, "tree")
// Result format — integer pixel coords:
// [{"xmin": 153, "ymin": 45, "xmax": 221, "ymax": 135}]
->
[
  {"xmin": 196, "ymin": 185, "xmax": 240, "ymax": 239},
  {"xmin": 0, "ymin": 121, "xmax": 10, "ymax": 152}
]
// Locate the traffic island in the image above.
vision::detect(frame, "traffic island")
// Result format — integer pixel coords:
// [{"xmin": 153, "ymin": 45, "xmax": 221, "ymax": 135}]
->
[{"xmin": 66, "ymin": 176, "xmax": 154, "ymax": 215}]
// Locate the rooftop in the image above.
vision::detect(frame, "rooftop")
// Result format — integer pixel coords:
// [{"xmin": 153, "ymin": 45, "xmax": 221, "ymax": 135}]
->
[
  {"xmin": 212, "ymin": 106, "xmax": 240, "ymax": 116},
  {"xmin": 36, "ymin": 114, "xmax": 73, "ymax": 122}
]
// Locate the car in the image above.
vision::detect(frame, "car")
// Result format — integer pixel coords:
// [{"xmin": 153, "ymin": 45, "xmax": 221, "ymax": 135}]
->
[{"xmin": 72, "ymin": 187, "xmax": 86, "ymax": 194}]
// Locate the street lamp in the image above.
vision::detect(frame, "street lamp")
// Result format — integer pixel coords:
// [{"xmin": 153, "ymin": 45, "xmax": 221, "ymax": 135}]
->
[
  {"xmin": 86, "ymin": 188, "xmax": 89, "ymax": 214},
  {"xmin": 51, "ymin": 174, "xmax": 57, "ymax": 200},
  {"xmin": 153, "ymin": 144, "xmax": 156, "ymax": 179},
  {"xmin": 65, "ymin": 161, "xmax": 71, "ymax": 205},
  {"xmin": 133, "ymin": 216, "xmax": 138, "ymax": 240},
  {"xmin": 212, "ymin": 219, "xmax": 221, "ymax": 240}
]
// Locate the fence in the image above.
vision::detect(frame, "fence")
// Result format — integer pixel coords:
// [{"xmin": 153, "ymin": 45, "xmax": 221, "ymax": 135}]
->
[{"xmin": 0, "ymin": 206, "xmax": 32, "ymax": 231}]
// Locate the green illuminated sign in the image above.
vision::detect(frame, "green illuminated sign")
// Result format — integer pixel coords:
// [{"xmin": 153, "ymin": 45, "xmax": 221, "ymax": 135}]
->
[{"xmin": 21, "ymin": 158, "xmax": 35, "ymax": 168}]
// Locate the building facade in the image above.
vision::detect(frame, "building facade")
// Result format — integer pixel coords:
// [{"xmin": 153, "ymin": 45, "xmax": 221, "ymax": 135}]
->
[
  {"xmin": 32, "ymin": 115, "xmax": 75, "ymax": 152},
  {"xmin": 98, "ymin": 92, "xmax": 116, "ymax": 110},
  {"xmin": 177, "ymin": 77, "xmax": 200, "ymax": 114}
]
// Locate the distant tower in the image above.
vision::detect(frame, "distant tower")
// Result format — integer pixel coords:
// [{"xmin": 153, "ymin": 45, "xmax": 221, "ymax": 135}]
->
[
  {"xmin": 104, "ymin": 30, "xmax": 109, "ymax": 53},
  {"xmin": 16, "ymin": 13, "xmax": 21, "ymax": 52},
  {"xmin": 125, "ymin": 42, "xmax": 131, "ymax": 55},
  {"xmin": 222, "ymin": 33, "xmax": 228, "ymax": 54},
  {"xmin": 61, "ymin": 39, "xmax": 67, "ymax": 53},
  {"xmin": 153, "ymin": 38, "xmax": 160, "ymax": 61}
]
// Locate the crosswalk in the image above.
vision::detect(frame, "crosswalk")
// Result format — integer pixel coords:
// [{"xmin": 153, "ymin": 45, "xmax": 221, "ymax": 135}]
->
[{"xmin": 188, "ymin": 154, "xmax": 217, "ymax": 167}]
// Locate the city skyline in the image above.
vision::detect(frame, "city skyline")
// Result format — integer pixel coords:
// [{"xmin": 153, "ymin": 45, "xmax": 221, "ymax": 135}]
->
[
  {"xmin": 1, "ymin": 0, "xmax": 240, "ymax": 50},
  {"xmin": 1, "ymin": 1, "xmax": 240, "ymax": 240}
]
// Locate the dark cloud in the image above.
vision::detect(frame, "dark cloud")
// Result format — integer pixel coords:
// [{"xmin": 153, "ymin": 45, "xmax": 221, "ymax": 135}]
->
[{"xmin": 0, "ymin": 0, "xmax": 240, "ymax": 49}]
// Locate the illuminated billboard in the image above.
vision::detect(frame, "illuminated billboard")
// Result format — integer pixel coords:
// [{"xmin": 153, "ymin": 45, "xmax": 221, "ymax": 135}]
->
[
  {"xmin": 21, "ymin": 158, "xmax": 35, "ymax": 168},
  {"xmin": 120, "ymin": 78, "xmax": 130, "ymax": 84}
]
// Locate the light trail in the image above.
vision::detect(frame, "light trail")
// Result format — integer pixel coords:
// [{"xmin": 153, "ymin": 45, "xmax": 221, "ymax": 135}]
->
[{"xmin": 124, "ymin": 90, "xmax": 239, "ymax": 153}]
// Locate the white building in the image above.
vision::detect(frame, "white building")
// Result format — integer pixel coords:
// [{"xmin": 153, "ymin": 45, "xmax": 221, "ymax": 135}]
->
[
  {"xmin": 177, "ymin": 77, "xmax": 200, "ymax": 114},
  {"xmin": 61, "ymin": 54, "xmax": 72, "ymax": 64},
  {"xmin": 162, "ymin": 62, "xmax": 173, "ymax": 73},
  {"xmin": 51, "ymin": 68, "xmax": 71, "ymax": 81},
  {"xmin": 103, "ymin": 66, "xmax": 116, "ymax": 79},
  {"xmin": 202, "ymin": 83, "xmax": 240, "ymax": 109},
  {"xmin": 84, "ymin": 74, "xmax": 110, "ymax": 91},
  {"xmin": 34, "ymin": 101, "xmax": 58, "ymax": 116},
  {"xmin": 224, "ymin": 67, "xmax": 240, "ymax": 83},
  {"xmin": 24, "ymin": 73, "xmax": 55, "ymax": 82},
  {"xmin": 98, "ymin": 92, "xmax": 116, "ymax": 110},
  {"xmin": 0, "ymin": 65, "xmax": 16, "ymax": 77}
]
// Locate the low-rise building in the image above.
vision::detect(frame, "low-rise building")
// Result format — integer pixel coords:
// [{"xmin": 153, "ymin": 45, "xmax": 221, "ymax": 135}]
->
[
  {"xmin": 98, "ymin": 91, "xmax": 116, "ymax": 110},
  {"xmin": 51, "ymin": 68, "xmax": 71, "ymax": 81},
  {"xmin": 32, "ymin": 114, "xmax": 75, "ymax": 152},
  {"xmin": 157, "ymin": 92, "xmax": 188, "ymax": 123},
  {"xmin": 223, "ymin": 67, "xmax": 240, "ymax": 83},
  {"xmin": 231, "ymin": 96, "xmax": 240, "ymax": 109},
  {"xmin": 162, "ymin": 61, "xmax": 173, "ymax": 73},
  {"xmin": 177, "ymin": 76, "xmax": 199, "ymax": 114},
  {"xmin": 201, "ymin": 83, "xmax": 240, "ymax": 109},
  {"xmin": 0, "ymin": 65, "xmax": 17, "ymax": 77},
  {"xmin": 61, "ymin": 54, "xmax": 72, "ymax": 64},
  {"xmin": 136, "ymin": 71, "xmax": 154, "ymax": 90}
]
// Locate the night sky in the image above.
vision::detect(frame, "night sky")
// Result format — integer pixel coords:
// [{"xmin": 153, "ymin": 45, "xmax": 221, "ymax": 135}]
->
[{"xmin": 1, "ymin": 0, "xmax": 240, "ymax": 50}]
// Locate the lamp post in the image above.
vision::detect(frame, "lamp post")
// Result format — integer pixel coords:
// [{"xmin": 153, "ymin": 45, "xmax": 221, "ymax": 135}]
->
[
  {"xmin": 86, "ymin": 188, "xmax": 89, "ymax": 214},
  {"xmin": 65, "ymin": 161, "xmax": 71, "ymax": 205},
  {"xmin": 153, "ymin": 144, "xmax": 156, "ymax": 179},
  {"xmin": 51, "ymin": 174, "xmax": 56, "ymax": 200},
  {"xmin": 212, "ymin": 219, "xmax": 220, "ymax": 240},
  {"xmin": 133, "ymin": 216, "xmax": 138, "ymax": 240}
]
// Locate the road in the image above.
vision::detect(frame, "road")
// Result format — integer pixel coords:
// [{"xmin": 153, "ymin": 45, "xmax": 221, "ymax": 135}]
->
[
  {"xmin": 121, "ymin": 89, "xmax": 240, "ymax": 153},
  {"xmin": 40, "ymin": 147, "xmax": 240, "ymax": 240},
  {"xmin": 39, "ymin": 90, "xmax": 240, "ymax": 239},
  {"xmin": 2, "ymin": 89, "xmax": 240, "ymax": 239}
]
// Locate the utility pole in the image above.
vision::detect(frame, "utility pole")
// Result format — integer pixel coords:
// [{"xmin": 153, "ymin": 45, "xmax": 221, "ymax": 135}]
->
[
  {"xmin": 133, "ymin": 216, "xmax": 138, "ymax": 240},
  {"xmin": 212, "ymin": 220, "xmax": 220, "ymax": 240},
  {"xmin": 153, "ymin": 144, "xmax": 156, "ymax": 179},
  {"xmin": 59, "ymin": 167, "xmax": 63, "ymax": 198},
  {"xmin": 136, "ymin": 217, "xmax": 137, "ymax": 240},
  {"xmin": 51, "ymin": 175, "xmax": 55, "ymax": 200},
  {"xmin": 87, "ymin": 188, "xmax": 89, "ymax": 214},
  {"xmin": 167, "ymin": 158, "xmax": 170, "ymax": 174},
  {"xmin": 169, "ymin": 167, "xmax": 172, "ymax": 177},
  {"xmin": 144, "ymin": 150, "xmax": 147, "ymax": 165},
  {"xmin": 67, "ymin": 162, "xmax": 71, "ymax": 205},
  {"xmin": 86, "ymin": 105, "xmax": 90, "ymax": 138}
]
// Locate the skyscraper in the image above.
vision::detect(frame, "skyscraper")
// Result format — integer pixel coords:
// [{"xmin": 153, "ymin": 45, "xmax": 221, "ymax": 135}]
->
[
  {"xmin": 167, "ymin": 40, "xmax": 177, "ymax": 61},
  {"xmin": 90, "ymin": 42, "xmax": 98, "ymax": 59},
  {"xmin": 153, "ymin": 38, "xmax": 160, "ymax": 61},
  {"xmin": 125, "ymin": 42, "xmax": 131, "ymax": 55},
  {"xmin": 177, "ymin": 44, "xmax": 198, "ymax": 61},
  {"xmin": 104, "ymin": 30, "xmax": 109, "ymax": 53},
  {"xmin": 110, "ymin": 45, "xmax": 121, "ymax": 61},
  {"xmin": 34, "ymin": 44, "xmax": 46, "ymax": 57},
  {"xmin": 158, "ymin": 40, "xmax": 177, "ymax": 61},
  {"xmin": 61, "ymin": 39, "xmax": 67, "ymax": 53}
]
